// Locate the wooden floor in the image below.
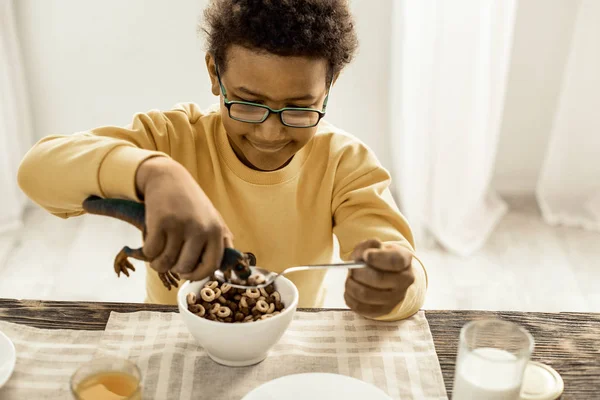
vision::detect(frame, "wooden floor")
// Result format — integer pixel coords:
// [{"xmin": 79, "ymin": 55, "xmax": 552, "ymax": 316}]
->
[{"xmin": 1, "ymin": 196, "xmax": 599, "ymax": 312}]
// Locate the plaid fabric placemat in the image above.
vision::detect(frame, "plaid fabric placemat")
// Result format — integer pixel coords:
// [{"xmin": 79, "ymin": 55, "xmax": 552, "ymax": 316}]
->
[
  {"xmin": 0, "ymin": 321, "xmax": 102, "ymax": 399},
  {"xmin": 97, "ymin": 310, "xmax": 448, "ymax": 400}
]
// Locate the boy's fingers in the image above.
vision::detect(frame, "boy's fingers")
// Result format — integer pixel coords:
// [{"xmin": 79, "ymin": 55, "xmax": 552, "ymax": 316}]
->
[
  {"xmin": 182, "ymin": 235, "xmax": 225, "ymax": 282},
  {"xmin": 345, "ymin": 277, "xmax": 391, "ymax": 305},
  {"xmin": 204, "ymin": 235, "xmax": 226, "ymax": 274},
  {"xmin": 344, "ymin": 291, "xmax": 394, "ymax": 319},
  {"xmin": 363, "ymin": 248, "xmax": 412, "ymax": 272},
  {"xmin": 350, "ymin": 267, "xmax": 397, "ymax": 290},
  {"xmin": 351, "ymin": 238, "xmax": 382, "ymax": 261},
  {"xmin": 151, "ymin": 230, "xmax": 183, "ymax": 273},
  {"xmin": 172, "ymin": 237, "xmax": 204, "ymax": 274},
  {"xmin": 143, "ymin": 229, "xmax": 166, "ymax": 260}
]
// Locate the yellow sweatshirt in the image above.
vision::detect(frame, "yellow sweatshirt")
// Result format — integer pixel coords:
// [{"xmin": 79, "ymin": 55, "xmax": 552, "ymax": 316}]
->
[{"xmin": 17, "ymin": 102, "xmax": 427, "ymax": 321}]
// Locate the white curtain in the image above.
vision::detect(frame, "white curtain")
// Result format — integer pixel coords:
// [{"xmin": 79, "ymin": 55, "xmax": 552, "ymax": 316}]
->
[
  {"xmin": 390, "ymin": 0, "xmax": 516, "ymax": 255},
  {"xmin": 0, "ymin": 0, "xmax": 33, "ymax": 234},
  {"xmin": 390, "ymin": 0, "xmax": 600, "ymax": 256},
  {"xmin": 536, "ymin": 0, "xmax": 600, "ymax": 232}
]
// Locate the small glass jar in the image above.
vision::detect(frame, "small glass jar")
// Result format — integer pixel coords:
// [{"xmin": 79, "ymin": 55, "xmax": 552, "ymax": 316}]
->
[{"xmin": 70, "ymin": 357, "xmax": 142, "ymax": 400}]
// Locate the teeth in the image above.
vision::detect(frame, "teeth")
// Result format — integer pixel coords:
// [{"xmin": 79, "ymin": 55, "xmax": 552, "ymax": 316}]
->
[{"xmin": 249, "ymin": 141, "xmax": 287, "ymax": 152}]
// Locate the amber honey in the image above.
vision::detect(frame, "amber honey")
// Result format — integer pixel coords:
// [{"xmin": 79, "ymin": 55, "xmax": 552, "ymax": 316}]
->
[{"xmin": 73, "ymin": 370, "xmax": 141, "ymax": 400}]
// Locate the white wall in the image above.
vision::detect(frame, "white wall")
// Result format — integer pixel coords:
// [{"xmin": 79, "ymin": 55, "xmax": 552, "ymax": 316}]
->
[
  {"xmin": 492, "ymin": 0, "xmax": 581, "ymax": 195},
  {"xmin": 15, "ymin": 0, "xmax": 213, "ymax": 135},
  {"xmin": 327, "ymin": 0, "xmax": 392, "ymax": 171},
  {"xmin": 15, "ymin": 0, "xmax": 394, "ymax": 172},
  {"xmin": 16, "ymin": 0, "xmax": 581, "ymax": 195}
]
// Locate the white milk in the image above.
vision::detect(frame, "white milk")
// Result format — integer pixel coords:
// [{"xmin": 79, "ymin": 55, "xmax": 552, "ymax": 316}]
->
[{"xmin": 452, "ymin": 347, "xmax": 525, "ymax": 400}]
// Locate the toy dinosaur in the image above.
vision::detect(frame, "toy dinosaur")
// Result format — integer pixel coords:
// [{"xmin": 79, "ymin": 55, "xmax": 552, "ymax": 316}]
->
[{"xmin": 81, "ymin": 195, "xmax": 255, "ymax": 290}]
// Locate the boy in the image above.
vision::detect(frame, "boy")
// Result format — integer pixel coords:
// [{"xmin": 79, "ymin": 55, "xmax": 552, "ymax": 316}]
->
[{"xmin": 18, "ymin": 0, "xmax": 427, "ymax": 321}]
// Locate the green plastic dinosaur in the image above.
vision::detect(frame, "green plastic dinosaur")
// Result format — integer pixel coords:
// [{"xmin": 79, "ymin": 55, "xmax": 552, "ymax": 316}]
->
[{"xmin": 81, "ymin": 195, "xmax": 255, "ymax": 290}]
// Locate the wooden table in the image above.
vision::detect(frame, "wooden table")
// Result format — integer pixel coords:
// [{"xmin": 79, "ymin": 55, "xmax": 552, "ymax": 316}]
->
[{"xmin": 1, "ymin": 299, "xmax": 598, "ymax": 399}]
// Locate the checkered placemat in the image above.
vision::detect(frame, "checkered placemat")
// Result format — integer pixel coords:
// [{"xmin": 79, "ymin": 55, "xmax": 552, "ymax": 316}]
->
[
  {"xmin": 97, "ymin": 310, "xmax": 447, "ymax": 400},
  {"xmin": 0, "ymin": 321, "xmax": 102, "ymax": 399}
]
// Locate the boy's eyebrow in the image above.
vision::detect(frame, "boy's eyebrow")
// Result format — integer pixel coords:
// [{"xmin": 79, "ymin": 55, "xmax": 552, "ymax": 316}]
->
[{"xmin": 235, "ymin": 86, "xmax": 317, "ymax": 102}]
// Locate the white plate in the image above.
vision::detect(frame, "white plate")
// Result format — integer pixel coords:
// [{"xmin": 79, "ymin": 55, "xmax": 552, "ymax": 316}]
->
[
  {"xmin": 0, "ymin": 329, "xmax": 16, "ymax": 388},
  {"xmin": 242, "ymin": 373, "xmax": 392, "ymax": 400}
]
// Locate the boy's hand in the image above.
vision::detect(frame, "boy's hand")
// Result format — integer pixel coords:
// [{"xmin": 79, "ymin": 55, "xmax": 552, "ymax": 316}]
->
[
  {"xmin": 344, "ymin": 239, "xmax": 415, "ymax": 319},
  {"xmin": 136, "ymin": 156, "xmax": 234, "ymax": 281}
]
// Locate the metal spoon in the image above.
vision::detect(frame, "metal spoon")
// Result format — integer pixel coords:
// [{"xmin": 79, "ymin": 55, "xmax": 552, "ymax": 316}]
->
[{"xmin": 213, "ymin": 261, "xmax": 367, "ymax": 289}]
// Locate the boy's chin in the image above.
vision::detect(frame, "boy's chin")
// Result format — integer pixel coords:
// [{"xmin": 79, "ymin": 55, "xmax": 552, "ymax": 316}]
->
[
  {"xmin": 244, "ymin": 151, "xmax": 293, "ymax": 172},
  {"xmin": 247, "ymin": 156, "xmax": 289, "ymax": 171}
]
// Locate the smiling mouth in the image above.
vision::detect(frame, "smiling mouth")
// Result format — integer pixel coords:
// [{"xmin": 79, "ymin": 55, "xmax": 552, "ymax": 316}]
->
[{"xmin": 247, "ymin": 139, "xmax": 290, "ymax": 153}]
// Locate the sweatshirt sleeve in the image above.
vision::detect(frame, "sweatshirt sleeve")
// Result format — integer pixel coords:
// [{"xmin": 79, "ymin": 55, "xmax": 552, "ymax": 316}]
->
[
  {"xmin": 331, "ymin": 141, "xmax": 428, "ymax": 321},
  {"xmin": 17, "ymin": 108, "xmax": 194, "ymax": 218}
]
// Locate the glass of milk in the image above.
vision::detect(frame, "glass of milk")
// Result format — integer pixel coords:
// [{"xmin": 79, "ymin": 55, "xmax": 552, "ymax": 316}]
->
[{"xmin": 452, "ymin": 319, "xmax": 534, "ymax": 400}]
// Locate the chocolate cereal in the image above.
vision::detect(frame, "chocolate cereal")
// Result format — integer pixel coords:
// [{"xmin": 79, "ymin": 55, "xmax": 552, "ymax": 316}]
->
[{"xmin": 187, "ymin": 276, "xmax": 285, "ymax": 323}]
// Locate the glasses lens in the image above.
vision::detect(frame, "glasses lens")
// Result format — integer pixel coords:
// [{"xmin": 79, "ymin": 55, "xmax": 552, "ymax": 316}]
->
[
  {"xmin": 230, "ymin": 103, "xmax": 268, "ymax": 122},
  {"xmin": 282, "ymin": 110, "xmax": 320, "ymax": 127}
]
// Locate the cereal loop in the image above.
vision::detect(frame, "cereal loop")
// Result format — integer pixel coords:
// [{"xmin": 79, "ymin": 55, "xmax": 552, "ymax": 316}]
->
[
  {"xmin": 259, "ymin": 287, "xmax": 269, "ymax": 298},
  {"xmin": 213, "ymin": 288, "xmax": 222, "ymax": 299},
  {"xmin": 217, "ymin": 306, "xmax": 232, "ymax": 318},
  {"xmin": 210, "ymin": 303, "xmax": 221, "ymax": 314},
  {"xmin": 206, "ymin": 281, "xmax": 218, "ymax": 290},
  {"xmin": 188, "ymin": 304, "xmax": 201, "ymax": 313},
  {"xmin": 221, "ymin": 283, "xmax": 232, "ymax": 294},
  {"xmin": 192, "ymin": 304, "xmax": 206, "ymax": 317},
  {"xmin": 245, "ymin": 288, "xmax": 260, "ymax": 299},
  {"xmin": 186, "ymin": 292, "xmax": 197, "ymax": 305},
  {"xmin": 197, "ymin": 304, "xmax": 206, "ymax": 317},
  {"xmin": 200, "ymin": 287, "xmax": 216, "ymax": 302},
  {"xmin": 255, "ymin": 300, "xmax": 269, "ymax": 313},
  {"xmin": 267, "ymin": 303, "xmax": 275, "ymax": 314},
  {"xmin": 270, "ymin": 291, "xmax": 281, "ymax": 303},
  {"xmin": 260, "ymin": 314, "xmax": 273, "ymax": 320},
  {"xmin": 240, "ymin": 296, "xmax": 249, "ymax": 309},
  {"xmin": 253, "ymin": 274, "xmax": 266, "ymax": 285}
]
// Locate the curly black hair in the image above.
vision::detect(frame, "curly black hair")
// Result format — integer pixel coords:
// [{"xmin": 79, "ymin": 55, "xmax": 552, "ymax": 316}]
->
[{"xmin": 200, "ymin": 0, "xmax": 358, "ymax": 83}]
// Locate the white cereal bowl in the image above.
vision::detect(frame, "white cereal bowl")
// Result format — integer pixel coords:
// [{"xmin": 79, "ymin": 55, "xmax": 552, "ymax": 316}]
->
[{"xmin": 177, "ymin": 276, "xmax": 298, "ymax": 367}]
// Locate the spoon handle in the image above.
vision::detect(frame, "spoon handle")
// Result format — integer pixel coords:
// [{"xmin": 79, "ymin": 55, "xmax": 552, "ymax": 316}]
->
[{"xmin": 281, "ymin": 261, "xmax": 366, "ymax": 275}]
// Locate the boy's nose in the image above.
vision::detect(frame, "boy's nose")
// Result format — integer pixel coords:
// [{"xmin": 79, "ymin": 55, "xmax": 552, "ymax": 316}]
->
[{"xmin": 253, "ymin": 113, "xmax": 287, "ymax": 141}]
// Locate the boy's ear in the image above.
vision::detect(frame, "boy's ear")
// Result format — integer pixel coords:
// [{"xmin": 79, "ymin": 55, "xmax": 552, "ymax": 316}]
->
[{"xmin": 205, "ymin": 53, "xmax": 221, "ymax": 96}]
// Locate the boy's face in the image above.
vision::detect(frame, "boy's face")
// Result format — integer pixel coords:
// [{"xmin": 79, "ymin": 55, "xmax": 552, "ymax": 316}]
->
[{"xmin": 207, "ymin": 45, "xmax": 330, "ymax": 171}]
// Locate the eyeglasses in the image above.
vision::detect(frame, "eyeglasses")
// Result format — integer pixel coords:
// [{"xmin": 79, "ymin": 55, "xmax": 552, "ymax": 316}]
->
[{"xmin": 215, "ymin": 64, "xmax": 332, "ymax": 128}]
